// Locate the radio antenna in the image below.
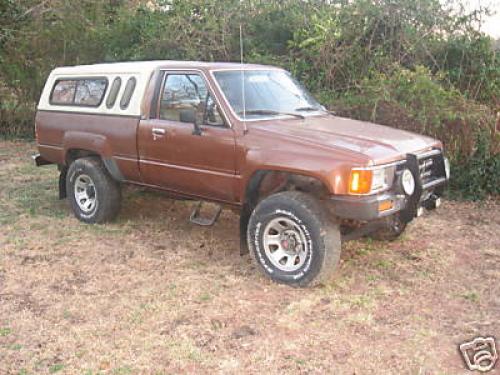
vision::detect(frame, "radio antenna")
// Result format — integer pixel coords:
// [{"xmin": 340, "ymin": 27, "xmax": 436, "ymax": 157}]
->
[{"xmin": 239, "ymin": 20, "xmax": 248, "ymax": 133}]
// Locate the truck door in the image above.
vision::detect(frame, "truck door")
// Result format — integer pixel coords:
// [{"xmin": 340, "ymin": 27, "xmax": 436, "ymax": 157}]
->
[{"xmin": 138, "ymin": 71, "xmax": 237, "ymax": 203}]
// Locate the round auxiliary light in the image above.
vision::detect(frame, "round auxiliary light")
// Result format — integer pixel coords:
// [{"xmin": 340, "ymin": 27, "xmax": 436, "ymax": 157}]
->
[{"xmin": 401, "ymin": 169, "xmax": 415, "ymax": 196}]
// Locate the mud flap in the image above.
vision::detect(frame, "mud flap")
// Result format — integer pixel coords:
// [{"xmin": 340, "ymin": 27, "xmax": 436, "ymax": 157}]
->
[
  {"xmin": 239, "ymin": 204, "xmax": 252, "ymax": 256},
  {"xmin": 58, "ymin": 167, "xmax": 68, "ymax": 199}
]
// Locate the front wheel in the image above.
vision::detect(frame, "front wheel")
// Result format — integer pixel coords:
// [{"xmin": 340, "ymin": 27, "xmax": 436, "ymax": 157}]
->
[
  {"xmin": 247, "ymin": 191, "xmax": 341, "ymax": 287},
  {"xmin": 369, "ymin": 213, "xmax": 407, "ymax": 241}
]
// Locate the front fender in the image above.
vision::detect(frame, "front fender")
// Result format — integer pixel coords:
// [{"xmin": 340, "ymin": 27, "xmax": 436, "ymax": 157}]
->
[{"xmin": 240, "ymin": 148, "xmax": 353, "ymax": 199}]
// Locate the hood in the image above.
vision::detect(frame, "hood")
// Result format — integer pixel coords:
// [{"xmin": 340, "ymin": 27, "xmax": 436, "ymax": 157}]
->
[{"xmin": 249, "ymin": 114, "xmax": 441, "ymax": 165}]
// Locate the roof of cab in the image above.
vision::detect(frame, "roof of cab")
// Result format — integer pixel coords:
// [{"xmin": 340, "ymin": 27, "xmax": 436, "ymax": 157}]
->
[
  {"xmin": 39, "ymin": 60, "xmax": 279, "ymax": 117},
  {"xmin": 51, "ymin": 60, "xmax": 276, "ymax": 76}
]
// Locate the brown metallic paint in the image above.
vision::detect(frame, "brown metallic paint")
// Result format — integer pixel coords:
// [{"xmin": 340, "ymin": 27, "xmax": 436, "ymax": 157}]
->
[
  {"xmin": 138, "ymin": 119, "xmax": 238, "ymax": 202},
  {"xmin": 235, "ymin": 116, "xmax": 441, "ymax": 196},
  {"xmin": 36, "ymin": 110, "xmax": 142, "ymax": 181},
  {"xmin": 141, "ymin": 69, "xmax": 160, "ymax": 118},
  {"xmin": 36, "ymin": 62, "xmax": 444, "ymax": 206}
]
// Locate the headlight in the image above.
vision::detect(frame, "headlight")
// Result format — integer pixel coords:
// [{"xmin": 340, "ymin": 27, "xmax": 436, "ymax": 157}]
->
[
  {"xmin": 349, "ymin": 165, "xmax": 395, "ymax": 194},
  {"xmin": 371, "ymin": 168, "xmax": 388, "ymax": 191}
]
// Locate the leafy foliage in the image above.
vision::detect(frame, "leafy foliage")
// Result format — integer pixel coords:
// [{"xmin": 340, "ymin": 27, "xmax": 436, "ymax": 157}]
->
[
  {"xmin": 327, "ymin": 65, "xmax": 497, "ymax": 160},
  {"xmin": 0, "ymin": 0, "xmax": 498, "ymax": 199},
  {"xmin": 449, "ymin": 131, "xmax": 500, "ymax": 200}
]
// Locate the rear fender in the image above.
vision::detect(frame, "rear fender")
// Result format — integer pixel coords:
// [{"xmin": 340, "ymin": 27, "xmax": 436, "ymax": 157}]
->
[
  {"xmin": 63, "ymin": 132, "xmax": 124, "ymax": 182},
  {"xmin": 62, "ymin": 131, "xmax": 113, "ymax": 162}
]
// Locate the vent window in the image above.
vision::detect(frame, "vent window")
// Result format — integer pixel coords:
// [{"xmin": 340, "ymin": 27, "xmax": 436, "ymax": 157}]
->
[
  {"xmin": 106, "ymin": 77, "xmax": 122, "ymax": 109},
  {"xmin": 120, "ymin": 77, "xmax": 137, "ymax": 110}
]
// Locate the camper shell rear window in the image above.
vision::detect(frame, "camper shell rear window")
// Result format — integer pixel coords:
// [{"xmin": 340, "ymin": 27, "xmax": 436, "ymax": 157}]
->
[{"xmin": 50, "ymin": 77, "xmax": 108, "ymax": 107}]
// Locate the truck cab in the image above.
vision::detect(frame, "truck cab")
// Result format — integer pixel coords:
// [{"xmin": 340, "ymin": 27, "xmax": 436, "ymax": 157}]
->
[{"xmin": 35, "ymin": 61, "xmax": 450, "ymax": 286}]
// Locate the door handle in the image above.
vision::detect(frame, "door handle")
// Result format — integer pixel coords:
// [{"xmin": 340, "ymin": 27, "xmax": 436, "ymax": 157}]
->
[
  {"xmin": 152, "ymin": 128, "xmax": 166, "ymax": 135},
  {"xmin": 152, "ymin": 127, "xmax": 166, "ymax": 141}
]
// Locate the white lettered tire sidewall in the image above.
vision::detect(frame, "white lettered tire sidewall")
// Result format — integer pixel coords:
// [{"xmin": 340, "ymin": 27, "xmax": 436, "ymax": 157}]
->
[{"xmin": 247, "ymin": 191, "xmax": 341, "ymax": 287}]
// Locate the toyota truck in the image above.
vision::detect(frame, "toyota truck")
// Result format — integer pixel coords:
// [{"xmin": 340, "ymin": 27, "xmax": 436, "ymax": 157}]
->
[{"xmin": 34, "ymin": 60, "xmax": 450, "ymax": 286}]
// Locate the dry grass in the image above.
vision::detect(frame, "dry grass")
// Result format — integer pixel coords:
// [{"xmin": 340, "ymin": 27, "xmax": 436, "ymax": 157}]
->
[{"xmin": 0, "ymin": 140, "xmax": 499, "ymax": 374}]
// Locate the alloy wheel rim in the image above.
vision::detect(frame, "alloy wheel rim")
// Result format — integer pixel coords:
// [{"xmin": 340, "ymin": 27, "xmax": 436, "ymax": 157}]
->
[
  {"xmin": 74, "ymin": 174, "xmax": 97, "ymax": 213},
  {"xmin": 263, "ymin": 217, "xmax": 309, "ymax": 272}
]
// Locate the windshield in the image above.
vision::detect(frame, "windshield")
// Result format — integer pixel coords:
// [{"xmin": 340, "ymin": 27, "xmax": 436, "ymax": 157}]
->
[{"xmin": 213, "ymin": 70, "xmax": 325, "ymax": 119}]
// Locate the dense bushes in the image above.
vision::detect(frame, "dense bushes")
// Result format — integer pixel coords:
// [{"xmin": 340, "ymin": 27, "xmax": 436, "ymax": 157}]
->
[
  {"xmin": 326, "ymin": 66, "xmax": 498, "ymax": 160},
  {"xmin": 0, "ymin": 0, "xmax": 498, "ymax": 199},
  {"xmin": 449, "ymin": 131, "xmax": 500, "ymax": 200}
]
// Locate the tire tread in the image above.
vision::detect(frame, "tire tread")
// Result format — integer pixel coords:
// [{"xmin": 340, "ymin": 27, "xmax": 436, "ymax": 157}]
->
[
  {"xmin": 66, "ymin": 157, "xmax": 121, "ymax": 223},
  {"xmin": 247, "ymin": 191, "xmax": 341, "ymax": 287}
]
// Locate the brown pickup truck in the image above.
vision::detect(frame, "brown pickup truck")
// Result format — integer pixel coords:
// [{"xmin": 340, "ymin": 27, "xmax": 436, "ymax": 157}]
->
[{"xmin": 35, "ymin": 60, "xmax": 450, "ymax": 286}]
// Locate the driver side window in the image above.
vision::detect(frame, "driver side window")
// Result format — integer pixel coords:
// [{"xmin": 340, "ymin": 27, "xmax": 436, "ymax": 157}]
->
[{"xmin": 159, "ymin": 73, "xmax": 224, "ymax": 127}]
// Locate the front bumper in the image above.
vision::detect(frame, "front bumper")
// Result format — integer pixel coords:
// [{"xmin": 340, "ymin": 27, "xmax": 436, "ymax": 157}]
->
[
  {"xmin": 330, "ymin": 192, "xmax": 406, "ymax": 221},
  {"xmin": 330, "ymin": 149, "xmax": 449, "ymax": 222},
  {"xmin": 330, "ymin": 190, "xmax": 444, "ymax": 222}
]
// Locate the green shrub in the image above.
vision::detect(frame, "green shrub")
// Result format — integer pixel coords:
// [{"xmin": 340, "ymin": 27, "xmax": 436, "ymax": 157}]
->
[
  {"xmin": 449, "ymin": 131, "xmax": 500, "ymax": 200},
  {"xmin": 324, "ymin": 66, "xmax": 497, "ymax": 159},
  {"xmin": 0, "ymin": 97, "xmax": 34, "ymax": 139}
]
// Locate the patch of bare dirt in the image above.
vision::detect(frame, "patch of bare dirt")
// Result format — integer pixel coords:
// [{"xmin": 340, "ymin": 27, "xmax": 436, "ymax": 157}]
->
[{"xmin": 0, "ymin": 141, "xmax": 499, "ymax": 374}]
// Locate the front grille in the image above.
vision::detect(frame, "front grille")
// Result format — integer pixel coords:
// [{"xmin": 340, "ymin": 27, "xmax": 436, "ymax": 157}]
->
[{"xmin": 417, "ymin": 150, "xmax": 446, "ymax": 187}]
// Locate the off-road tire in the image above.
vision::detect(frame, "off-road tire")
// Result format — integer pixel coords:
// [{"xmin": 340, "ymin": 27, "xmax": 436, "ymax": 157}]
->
[
  {"xmin": 247, "ymin": 191, "xmax": 341, "ymax": 287},
  {"xmin": 66, "ymin": 157, "xmax": 121, "ymax": 224},
  {"xmin": 369, "ymin": 214, "xmax": 407, "ymax": 241}
]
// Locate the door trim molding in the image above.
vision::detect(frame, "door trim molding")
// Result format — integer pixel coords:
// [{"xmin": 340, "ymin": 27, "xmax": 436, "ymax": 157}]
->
[{"xmin": 139, "ymin": 158, "xmax": 239, "ymax": 178}]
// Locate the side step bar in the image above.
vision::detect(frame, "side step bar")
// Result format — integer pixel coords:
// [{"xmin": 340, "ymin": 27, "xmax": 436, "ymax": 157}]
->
[{"xmin": 189, "ymin": 201, "xmax": 222, "ymax": 226}]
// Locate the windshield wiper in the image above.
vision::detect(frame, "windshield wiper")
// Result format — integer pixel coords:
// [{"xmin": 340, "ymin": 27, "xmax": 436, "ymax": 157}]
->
[
  {"xmin": 295, "ymin": 106, "xmax": 320, "ymax": 112},
  {"xmin": 238, "ymin": 109, "xmax": 305, "ymax": 119}
]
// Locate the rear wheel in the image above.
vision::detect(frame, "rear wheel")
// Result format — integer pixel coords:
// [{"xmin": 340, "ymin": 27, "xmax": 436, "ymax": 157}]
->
[
  {"xmin": 66, "ymin": 157, "xmax": 121, "ymax": 223},
  {"xmin": 247, "ymin": 191, "xmax": 341, "ymax": 287}
]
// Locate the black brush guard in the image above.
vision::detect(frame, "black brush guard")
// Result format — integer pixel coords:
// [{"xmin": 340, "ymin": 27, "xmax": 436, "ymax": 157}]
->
[{"xmin": 399, "ymin": 151, "xmax": 447, "ymax": 223}]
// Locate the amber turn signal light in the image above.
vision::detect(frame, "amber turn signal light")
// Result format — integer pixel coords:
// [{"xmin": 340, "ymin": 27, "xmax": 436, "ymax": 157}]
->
[
  {"xmin": 349, "ymin": 169, "xmax": 373, "ymax": 194},
  {"xmin": 378, "ymin": 200, "xmax": 393, "ymax": 212}
]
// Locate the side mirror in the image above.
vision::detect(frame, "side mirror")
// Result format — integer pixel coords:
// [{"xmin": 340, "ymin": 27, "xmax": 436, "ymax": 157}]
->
[{"xmin": 179, "ymin": 109, "xmax": 202, "ymax": 135}]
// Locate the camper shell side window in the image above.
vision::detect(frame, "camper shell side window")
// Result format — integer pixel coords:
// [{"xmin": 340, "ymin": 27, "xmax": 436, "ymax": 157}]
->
[{"xmin": 50, "ymin": 77, "xmax": 108, "ymax": 107}]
